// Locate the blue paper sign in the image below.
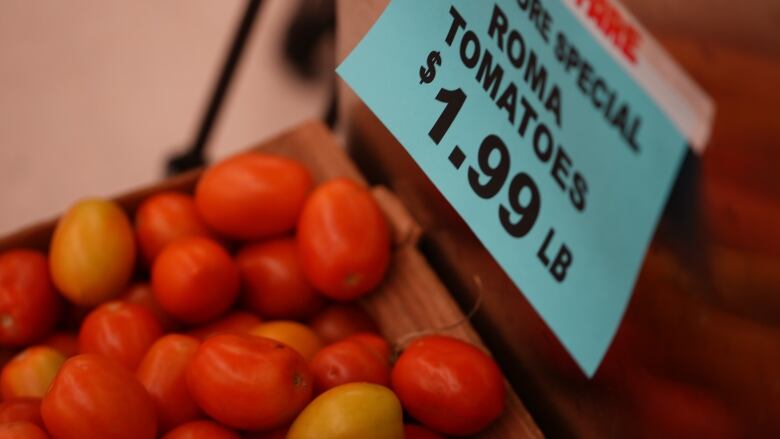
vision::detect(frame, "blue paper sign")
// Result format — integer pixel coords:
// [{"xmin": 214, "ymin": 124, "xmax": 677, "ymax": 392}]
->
[{"xmin": 338, "ymin": 0, "xmax": 713, "ymax": 376}]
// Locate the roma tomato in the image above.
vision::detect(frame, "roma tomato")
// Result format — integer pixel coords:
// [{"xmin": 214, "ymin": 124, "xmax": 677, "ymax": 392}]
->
[
  {"xmin": 152, "ymin": 237, "xmax": 239, "ymax": 324},
  {"xmin": 40, "ymin": 332, "xmax": 79, "ymax": 358},
  {"xmin": 345, "ymin": 333, "xmax": 391, "ymax": 364},
  {"xmin": 237, "ymin": 238, "xmax": 324, "ymax": 320},
  {"xmin": 404, "ymin": 425, "xmax": 445, "ymax": 439},
  {"xmin": 308, "ymin": 304, "xmax": 379, "ymax": 344},
  {"xmin": 0, "ymin": 421, "xmax": 49, "ymax": 439},
  {"xmin": 161, "ymin": 420, "xmax": 240, "ymax": 439},
  {"xmin": 49, "ymin": 199, "xmax": 136, "ymax": 306},
  {"xmin": 309, "ymin": 339, "xmax": 390, "ymax": 394},
  {"xmin": 249, "ymin": 321, "xmax": 323, "ymax": 361},
  {"xmin": 1, "ymin": 347, "xmax": 65, "ymax": 399},
  {"xmin": 122, "ymin": 283, "xmax": 176, "ymax": 330},
  {"xmin": 0, "ymin": 250, "xmax": 59, "ymax": 347},
  {"xmin": 137, "ymin": 335, "xmax": 202, "ymax": 433},
  {"xmin": 0, "ymin": 398, "xmax": 43, "ymax": 428},
  {"xmin": 391, "ymin": 335, "xmax": 505, "ymax": 436},
  {"xmin": 188, "ymin": 311, "xmax": 260, "ymax": 340},
  {"xmin": 297, "ymin": 178, "xmax": 390, "ymax": 301},
  {"xmin": 186, "ymin": 334, "xmax": 312, "ymax": 431},
  {"xmin": 195, "ymin": 153, "xmax": 312, "ymax": 240},
  {"xmin": 287, "ymin": 383, "xmax": 403, "ymax": 439},
  {"xmin": 41, "ymin": 354, "xmax": 157, "ymax": 439},
  {"xmin": 78, "ymin": 301, "xmax": 163, "ymax": 370},
  {"xmin": 135, "ymin": 191, "xmax": 214, "ymax": 264}
]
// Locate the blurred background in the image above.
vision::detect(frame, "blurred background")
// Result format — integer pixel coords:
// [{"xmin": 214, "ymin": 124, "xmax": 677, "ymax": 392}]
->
[{"xmin": 0, "ymin": 0, "xmax": 332, "ymax": 235}]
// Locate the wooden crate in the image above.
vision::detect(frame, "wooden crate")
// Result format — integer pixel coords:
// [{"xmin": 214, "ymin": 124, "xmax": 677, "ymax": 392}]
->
[{"xmin": 0, "ymin": 121, "xmax": 542, "ymax": 438}]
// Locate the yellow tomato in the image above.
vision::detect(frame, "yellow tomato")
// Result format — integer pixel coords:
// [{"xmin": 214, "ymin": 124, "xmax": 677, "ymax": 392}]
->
[
  {"xmin": 249, "ymin": 321, "xmax": 323, "ymax": 361},
  {"xmin": 50, "ymin": 199, "xmax": 136, "ymax": 306},
  {"xmin": 288, "ymin": 383, "xmax": 404, "ymax": 439},
  {"xmin": 1, "ymin": 346, "xmax": 66, "ymax": 399}
]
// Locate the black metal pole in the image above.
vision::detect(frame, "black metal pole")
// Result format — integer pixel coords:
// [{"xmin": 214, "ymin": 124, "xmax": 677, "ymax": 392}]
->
[{"xmin": 167, "ymin": 0, "xmax": 263, "ymax": 175}]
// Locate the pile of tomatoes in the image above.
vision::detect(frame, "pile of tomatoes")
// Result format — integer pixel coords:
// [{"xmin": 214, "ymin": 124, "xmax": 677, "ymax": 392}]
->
[{"xmin": 0, "ymin": 152, "xmax": 506, "ymax": 438}]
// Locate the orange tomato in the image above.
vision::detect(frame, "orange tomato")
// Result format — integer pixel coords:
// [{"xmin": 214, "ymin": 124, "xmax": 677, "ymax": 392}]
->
[
  {"xmin": 195, "ymin": 153, "xmax": 312, "ymax": 240},
  {"xmin": 41, "ymin": 354, "xmax": 157, "ymax": 439},
  {"xmin": 122, "ymin": 283, "xmax": 177, "ymax": 331},
  {"xmin": 0, "ymin": 250, "xmax": 59, "ymax": 347},
  {"xmin": 309, "ymin": 339, "xmax": 390, "ymax": 394},
  {"xmin": 404, "ymin": 424, "xmax": 445, "ymax": 439},
  {"xmin": 249, "ymin": 321, "xmax": 323, "ymax": 361},
  {"xmin": 186, "ymin": 334, "xmax": 312, "ymax": 430},
  {"xmin": 391, "ymin": 335, "xmax": 505, "ymax": 436},
  {"xmin": 1, "ymin": 347, "xmax": 65, "ymax": 399},
  {"xmin": 49, "ymin": 199, "xmax": 136, "ymax": 306},
  {"xmin": 0, "ymin": 398, "xmax": 43, "ymax": 428},
  {"xmin": 297, "ymin": 178, "xmax": 390, "ymax": 300},
  {"xmin": 161, "ymin": 420, "xmax": 241, "ymax": 439},
  {"xmin": 188, "ymin": 311, "xmax": 260, "ymax": 341},
  {"xmin": 135, "ymin": 191, "xmax": 215, "ymax": 264},
  {"xmin": 237, "ymin": 238, "xmax": 325, "ymax": 320},
  {"xmin": 152, "ymin": 237, "xmax": 239, "ymax": 324},
  {"xmin": 137, "ymin": 334, "xmax": 201, "ymax": 433},
  {"xmin": 40, "ymin": 332, "xmax": 79, "ymax": 358},
  {"xmin": 78, "ymin": 301, "xmax": 163, "ymax": 370},
  {"xmin": 308, "ymin": 304, "xmax": 380, "ymax": 344},
  {"xmin": 0, "ymin": 421, "xmax": 49, "ymax": 439}
]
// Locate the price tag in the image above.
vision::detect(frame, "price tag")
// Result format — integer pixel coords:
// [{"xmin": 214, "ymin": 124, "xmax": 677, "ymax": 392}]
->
[{"xmin": 338, "ymin": 0, "xmax": 713, "ymax": 376}]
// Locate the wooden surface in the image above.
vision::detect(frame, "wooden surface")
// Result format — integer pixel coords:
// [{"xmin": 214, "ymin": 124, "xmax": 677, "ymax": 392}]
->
[{"xmin": 0, "ymin": 120, "xmax": 543, "ymax": 438}]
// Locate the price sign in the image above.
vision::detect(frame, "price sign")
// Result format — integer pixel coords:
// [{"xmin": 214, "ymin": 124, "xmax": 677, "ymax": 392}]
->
[{"xmin": 338, "ymin": 0, "xmax": 713, "ymax": 376}]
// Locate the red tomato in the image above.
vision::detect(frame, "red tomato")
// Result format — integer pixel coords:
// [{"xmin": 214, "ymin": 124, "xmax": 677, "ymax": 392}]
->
[
  {"xmin": 49, "ymin": 199, "xmax": 136, "ymax": 306},
  {"xmin": 0, "ymin": 398, "xmax": 43, "ymax": 428},
  {"xmin": 152, "ymin": 237, "xmax": 239, "ymax": 324},
  {"xmin": 122, "ymin": 283, "xmax": 177, "ymax": 330},
  {"xmin": 237, "ymin": 238, "xmax": 325, "ymax": 320},
  {"xmin": 297, "ymin": 178, "xmax": 391, "ymax": 300},
  {"xmin": 1, "ymin": 347, "xmax": 66, "ymax": 399},
  {"xmin": 195, "ymin": 153, "xmax": 313, "ymax": 240},
  {"xmin": 0, "ymin": 250, "xmax": 59, "ymax": 347},
  {"xmin": 391, "ymin": 335, "xmax": 505, "ymax": 436},
  {"xmin": 161, "ymin": 420, "xmax": 240, "ymax": 439},
  {"xmin": 243, "ymin": 426, "xmax": 288, "ymax": 438},
  {"xmin": 135, "ymin": 191, "xmax": 214, "ymax": 263},
  {"xmin": 78, "ymin": 301, "xmax": 163, "ymax": 370},
  {"xmin": 41, "ymin": 354, "xmax": 157, "ymax": 439},
  {"xmin": 308, "ymin": 304, "xmax": 380, "ymax": 344},
  {"xmin": 188, "ymin": 312, "xmax": 260, "ymax": 340},
  {"xmin": 345, "ymin": 333, "xmax": 392, "ymax": 364},
  {"xmin": 186, "ymin": 334, "xmax": 312, "ymax": 430},
  {"xmin": 404, "ymin": 424, "xmax": 445, "ymax": 439},
  {"xmin": 0, "ymin": 421, "xmax": 49, "ymax": 439},
  {"xmin": 137, "ymin": 334, "xmax": 201, "ymax": 433},
  {"xmin": 309, "ymin": 339, "xmax": 390, "ymax": 394},
  {"xmin": 40, "ymin": 332, "xmax": 79, "ymax": 358}
]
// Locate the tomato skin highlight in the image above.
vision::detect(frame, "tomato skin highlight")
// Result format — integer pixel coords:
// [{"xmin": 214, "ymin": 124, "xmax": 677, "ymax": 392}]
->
[
  {"xmin": 78, "ymin": 301, "xmax": 164, "ymax": 370},
  {"xmin": 237, "ymin": 238, "xmax": 325, "ymax": 320},
  {"xmin": 161, "ymin": 420, "xmax": 241, "ymax": 439},
  {"xmin": 0, "ymin": 250, "xmax": 59, "ymax": 347},
  {"xmin": 41, "ymin": 354, "xmax": 157, "ymax": 439},
  {"xmin": 136, "ymin": 334, "xmax": 202, "ymax": 433},
  {"xmin": 186, "ymin": 334, "xmax": 313, "ymax": 431},
  {"xmin": 49, "ymin": 199, "xmax": 136, "ymax": 306},
  {"xmin": 135, "ymin": 191, "xmax": 214, "ymax": 264},
  {"xmin": 195, "ymin": 153, "xmax": 313, "ymax": 240},
  {"xmin": 152, "ymin": 237, "xmax": 239, "ymax": 325},
  {"xmin": 391, "ymin": 335, "xmax": 506, "ymax": 436},
  {"xmin": 309, "ymin": 339, "xmax": 390, "ymax": 394},
  {"xmin": 1, "ymin": 346, "xmax": 66, "ymax": 399},
  {"xmin": 297, "ymin": 178, "xmax": 391, "ymax": 301}
]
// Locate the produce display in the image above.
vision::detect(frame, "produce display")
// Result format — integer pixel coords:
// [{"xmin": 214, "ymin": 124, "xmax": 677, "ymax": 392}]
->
[{"xmin": 0, "ymin": 151, "xmax": 507, "ymax": 438}]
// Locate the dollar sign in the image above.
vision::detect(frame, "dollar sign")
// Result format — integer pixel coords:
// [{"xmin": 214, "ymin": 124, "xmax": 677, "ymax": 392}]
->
[{"xmin": 419, "ymin": 50, "xmax": 441, "ymax": 84}]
